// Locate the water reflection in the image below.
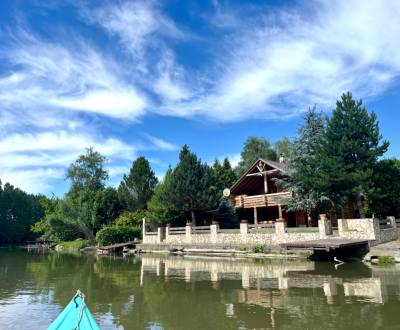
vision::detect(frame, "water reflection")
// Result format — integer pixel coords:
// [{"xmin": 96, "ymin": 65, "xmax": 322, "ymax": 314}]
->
[{"xmin": 1, "ymin": 250, "xmax": 400, "ymax": 329}]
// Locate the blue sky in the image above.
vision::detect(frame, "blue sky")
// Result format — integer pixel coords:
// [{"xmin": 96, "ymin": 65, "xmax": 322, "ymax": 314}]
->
[{"xmin": 0, "ymin": 0, "xmax": 399, "ymax": 195}]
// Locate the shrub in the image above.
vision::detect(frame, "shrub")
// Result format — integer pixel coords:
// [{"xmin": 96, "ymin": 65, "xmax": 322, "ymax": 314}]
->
[
  {"xmin": 115, "ymin": 211, "xmax": 146, "ymax": 228},
  {"xmin": 253, "ymin": 245, "xmax": 269, "ymax": 254},
  {"xmin": 378, "ymin": 256, "xmax": 395, "ymax": 265},
  {"xmin": 48, "ymin": 215, "xmax": 82, "ymax": 242},
  {"xmin": 96, "ymin": 226, "xmax": 141, "ymax": 246}
]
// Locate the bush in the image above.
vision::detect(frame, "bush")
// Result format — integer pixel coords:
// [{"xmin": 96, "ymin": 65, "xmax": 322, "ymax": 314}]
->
[
  {"xmin": 48, "ymin": 215, "xmax": 82, "ymax": 242},
  {"xmin": 115, "ymin": 211, "xmax": 146, "ymax": 228},
  {"xmin": 96, "ymin": 226, "xmax": 141, "ymax": 246},
  {"xmin": 378, "ymin": 256, "xmax": 395, "ymax": 265}
]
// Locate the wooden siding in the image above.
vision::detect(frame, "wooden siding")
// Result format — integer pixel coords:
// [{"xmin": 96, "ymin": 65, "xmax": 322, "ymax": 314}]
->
[{"xmin": 232, "ymin": 192, "xmax": 292, "ymax": 209}]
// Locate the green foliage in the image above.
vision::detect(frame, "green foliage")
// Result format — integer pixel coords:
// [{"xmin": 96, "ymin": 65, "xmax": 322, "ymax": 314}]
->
[
  {"xmin": 274, "ymin": 137, "xmax": 291, "ymax": 159},
  {"xmin": 317, "ymin": 92, "xmax": 389, "ymax": 214},
  {"xmin": 367, "ymin": 159, "xmax": 400, "ymax": 218},
  {"xmin": 0, "ymin": 181, "xmax": 44, "ymax": 244},
  {"xmin": 93, "ymin": 187, "xmax": 123, "ymax": 229},
  {"xmin": 378, "ymin": 256, "xmax": 395, "ymax": 265},
  {"xmin": 166, "ymin": 145, "xmax": 214, "ymax": 225},
  {"xmin": 236, "ymin": 137, "xmax": 277, "ymax": 176},
  {"xmin": 116, "ymin": 211, "xmax": 146, "ymax": 227},
  {"xmin": 96, "ymin": 226, "xmax": 141, "ymax": 246},
  {"xmin": 47, "ymin": 214, "xmax": 82, "ymax": 242},
  {"xmin": 62, "ymin": 148, "xmax": 109, "ymax": 242},
  {"xmin": 252, "ymin": 245, "xmax": 269, "ymax": 254},
  {"xmin": 118, "ymin": 157, "xmax": 158, "ymax": 211},
  {"xmin": 56, "ymin": 239, "xmax": 89, "ymax": 251},
  {"xmin": 214, "ymin": 197, "xmax": 238, "ymax": 229},
  {"xmin": 277, "ymin": 107, "xmax": 330, "ymax": 216}
]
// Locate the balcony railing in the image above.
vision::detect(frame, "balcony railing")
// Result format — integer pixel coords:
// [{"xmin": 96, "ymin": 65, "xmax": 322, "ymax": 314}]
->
[{"xmin": 232, "ymin": 192, "xmax": 292, "ymax": 208}]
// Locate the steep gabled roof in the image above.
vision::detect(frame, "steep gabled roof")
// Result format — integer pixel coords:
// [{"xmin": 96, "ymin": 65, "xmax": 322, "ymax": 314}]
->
[{"xmin": 230, "ymin": 158, "xmax": 287, "ymax": 195}]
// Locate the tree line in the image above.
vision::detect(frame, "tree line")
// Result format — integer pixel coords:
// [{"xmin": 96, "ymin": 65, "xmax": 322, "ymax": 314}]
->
[{"xmin": 1, "ymin": 91, "xmax": 399, "ymax": 245}]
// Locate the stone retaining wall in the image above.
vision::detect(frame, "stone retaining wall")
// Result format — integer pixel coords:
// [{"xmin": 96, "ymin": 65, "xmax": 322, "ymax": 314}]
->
[{"xmin": 142, "ymin": 217, "xmax": 400, "ymax": 247}]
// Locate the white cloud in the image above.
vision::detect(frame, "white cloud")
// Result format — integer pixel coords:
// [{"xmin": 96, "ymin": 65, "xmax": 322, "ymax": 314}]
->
[
  {"xmin": 168, "ymin": 0, "xmax": 400, "ymax": 121},
  {"xmin": 145, "ymin": 134, "xmax": 178, "ymax": 151}
]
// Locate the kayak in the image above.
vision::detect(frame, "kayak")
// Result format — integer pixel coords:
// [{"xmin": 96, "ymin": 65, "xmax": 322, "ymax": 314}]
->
[{"xmin": 48, "ymin": 290, "xmax": 100, "ymax": 330}]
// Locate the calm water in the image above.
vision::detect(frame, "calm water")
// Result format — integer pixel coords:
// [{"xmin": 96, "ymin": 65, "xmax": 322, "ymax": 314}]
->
[{"xmin": 0, "ymin": 249, "xmax": 400, "ymax": 330}]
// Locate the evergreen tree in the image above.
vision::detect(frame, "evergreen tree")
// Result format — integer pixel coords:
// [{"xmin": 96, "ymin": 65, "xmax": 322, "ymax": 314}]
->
[
  {"xmin": 209, "ymin": 158, "xmax": 237, "ymax": 203},
  {"xmin": 317, "ymin": 92, "xmax": 389, "ymax": 216},
  {"xmin": 167, "ymin": 145, "xmax": 211, "ymax": 225},
  {"xmin": 214, "ymin": 197, "xmax": 238, "ymax": 229},
  {"xmin": 366, "ymin": 158, "xmax": 400, "ymax": 218},
  {"xmin": 118, "ymin": 156, "xmax": 158, "ymax": 211},
  {"xmin": 236, "ymin": 137, "xmax": 277, "ymax": 176},
  {"xmin": 93, "ymin": 187, "xmax": 123, "ymax": 229},
  {"xmin": 277, "ymin": 107, "xmax": 329, "ymax": 223}
]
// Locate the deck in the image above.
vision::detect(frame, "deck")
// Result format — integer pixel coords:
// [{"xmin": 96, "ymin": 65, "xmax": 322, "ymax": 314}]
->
[
  {"xmin": 97, "ymin": 241, "xmax": 135, "ymax": 251},
  {"xmin": 282, "ymin": 238, "xmax": 369, "ymax": 251}
]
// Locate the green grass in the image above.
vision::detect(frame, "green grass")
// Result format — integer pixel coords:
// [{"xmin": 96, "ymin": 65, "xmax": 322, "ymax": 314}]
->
[
  {"xmin": 56, "ymin": 239, "xmax": 90, "ymax": 251},
  {"xmin": 299, "ymin": 251, "xmax": 313, "ymax": 258},
  {"xmin": 378, "ymin": 256, "xmax": 395, "ymax": 265},
  {"xmin": 253, "ymin": 245, "xmax": 270, "ymax": 254}
]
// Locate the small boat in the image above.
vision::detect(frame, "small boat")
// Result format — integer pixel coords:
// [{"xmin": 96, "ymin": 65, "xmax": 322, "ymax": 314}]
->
[{"xmin": 48, "ymin": 290, "xmax": 100, "ymax": 330}]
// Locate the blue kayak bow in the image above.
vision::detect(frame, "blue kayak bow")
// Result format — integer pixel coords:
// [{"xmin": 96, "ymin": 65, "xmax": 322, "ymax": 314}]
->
[{"xmin": 48, "ymin": 290, "xmax": 100, "ymax": 330}]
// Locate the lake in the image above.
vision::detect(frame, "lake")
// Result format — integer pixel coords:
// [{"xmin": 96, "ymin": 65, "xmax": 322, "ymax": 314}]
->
[{"xmin": 0, "ymin": 249, "xmax": 399, "ymax": 329}]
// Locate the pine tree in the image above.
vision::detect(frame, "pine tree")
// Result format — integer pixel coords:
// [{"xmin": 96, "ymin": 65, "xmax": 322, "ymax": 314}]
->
[
  {"xmin": 167, "ymin": 145, "xmax": 210, "ymax": 225},
  {"xmin": 318, "ymin": 92, "xmax": 389, "ymax": 216},
  {"xmin": 118, "ymin": 157, "xmax": 158, "ymax": 211},
  {"xmin": 214, "ymin": 197, "xmax": 238, "ymax": 229},
  {"xmin": 277, "ymin": 106, "xmax": 329, "ymax": 223}
]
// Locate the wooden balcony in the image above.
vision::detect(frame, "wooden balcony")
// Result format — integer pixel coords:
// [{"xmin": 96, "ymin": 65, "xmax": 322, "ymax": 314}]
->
[{"xmin": 232, "ymin": 192, "xmax": 292, "ymax": 208}]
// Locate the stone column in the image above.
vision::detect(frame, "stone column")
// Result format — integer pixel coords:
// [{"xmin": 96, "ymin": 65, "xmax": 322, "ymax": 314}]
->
[
  {"xmin": 185, "ymin": 224, "xmax": 192, "ymax": 244},
  {"xmin": 210, "ymin": 223, "xmax": 219, "ymax": 244},
  {"xmin": 165, "ymin": 224, "xmax": 170, "ymax": 243},
  {"xmin": 318, "ymin": 214, "xmax": 332, "ymax": 239},
  {"xmin": 240, "ymin": 221, "xmax": 248, "ymax": 243},
  {"xmin": 388, "ymin": 216, "xmax": 397, "ymax": 230},
  {"xmin": 157, "ymin": 227, "xmax": 165, "ymax": 244},
  {"xmin": 275, "ymin": 220, "xmax": 287, "ymax": 240},
  {"xmin": 142, "ymin": 218, "xmax": 146, "ymax": 238}
]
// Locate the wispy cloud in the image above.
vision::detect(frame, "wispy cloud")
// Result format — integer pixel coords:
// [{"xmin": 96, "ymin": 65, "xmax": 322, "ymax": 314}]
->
[{"xmin": 145, "ymin": 134, "xmax": 178, "ymax": 151}]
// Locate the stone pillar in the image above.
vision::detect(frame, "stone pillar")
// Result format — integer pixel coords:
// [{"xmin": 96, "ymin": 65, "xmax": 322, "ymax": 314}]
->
[
  {"xmin": 275, "ymin": 220, "xmax": 287, "ymax": 239},
  {"xmin": 157, "ymin": 227, "xmax": 165, "ymax": 243},
  {"xmin": 240, "ymin": 222, "xmax": 248, "ymax": 242},
  {"xmin": 142, "ymin": 218, "xmax": 146, "ymax": 238},
  {"xmin": 210, "ymin": 224, "xmax": 219, "ymax": 244},
  {"xmin": 165, "ymin": 224, "xmax": 170, "ymax": 242},
  {"xmin": 185, "ymin": 224, "xmax": 192, "ymax": 244},
  {"xmin": 318, "ymin": 214, "xmax": 332, "ymax": 239},
  {"xmin": 388, "ymin": 216, "xmax": 397, "ymax": 230}
]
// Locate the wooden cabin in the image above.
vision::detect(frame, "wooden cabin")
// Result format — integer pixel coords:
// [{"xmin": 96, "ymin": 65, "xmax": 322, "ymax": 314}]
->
[
  {"xmin": 229, "ymin": 158, "xmax": 359, "ymax": 227},
  {"xmin": 229, "ymin": 158, "xmax": 309, "ymax": 227}
]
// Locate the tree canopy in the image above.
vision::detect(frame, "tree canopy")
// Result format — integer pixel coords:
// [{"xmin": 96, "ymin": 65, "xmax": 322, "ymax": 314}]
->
[
  {"xmin": 118, "ymin": 157, "xmax": 158, "ymax": 211},
  {"xmin": 236, "ymin": 137, "xmax": 277, "ymax": 176}
]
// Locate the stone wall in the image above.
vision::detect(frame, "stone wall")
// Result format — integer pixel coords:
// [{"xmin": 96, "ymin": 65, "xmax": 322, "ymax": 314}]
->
[{"xmin": 143, "ymin": 217, "xmax": 400, "ymax": 247}]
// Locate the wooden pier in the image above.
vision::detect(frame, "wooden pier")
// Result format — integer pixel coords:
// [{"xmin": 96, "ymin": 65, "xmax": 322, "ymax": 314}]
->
[
  {"xmin": 282, "ymin": 239, "xmax": 369, "ymax": 251},
  {"xmin": 97, "ymin": 241, "xmax": 135, "ymax": 254}
]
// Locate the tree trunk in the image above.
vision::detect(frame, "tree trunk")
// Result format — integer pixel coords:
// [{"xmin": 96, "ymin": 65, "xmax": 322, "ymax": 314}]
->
[
  {"xmin": 356, "ymin": 193, "xmax": 365, "ymax": 218},
  {"xmin": 191, "ymin": 210, "xmax": 196, "ymax": 226}
]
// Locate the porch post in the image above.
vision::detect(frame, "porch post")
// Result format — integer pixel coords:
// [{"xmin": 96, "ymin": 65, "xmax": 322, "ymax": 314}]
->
[
  {"xmin": 254, "ymin": 207, "xmax": 258, "ymax": 227},
  {"xmin": 263, "ymin": 173, "xmax": 268, "ymax": 193}
]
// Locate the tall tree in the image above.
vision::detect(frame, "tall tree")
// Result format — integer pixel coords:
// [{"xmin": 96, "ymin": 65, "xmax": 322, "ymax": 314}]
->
[
  {"xmin": 277, "ymin": 107, "xmax": 329, "ymax": 224},
  {"xmin": 118, "ymin": 157, "xmax": 158, "ymax": 211},
  {"xmin": 318, "ymin": 92, "xmax": 389, "ymax": 216},
  {"xmin": 366, "ymin": 158, "xmax": 400, "ymax": 218},
  {"xmin": 63, "ymin": 147, "xmax": 109, "ymax": 242},
  {"xmin": 236, "ymin": 137, "xmax": 277, "ymax": 176},
  {"xmin": 167, "ymin": 145, "xmax": 211, "ymax": 225},
  {"xmin": 211, "ymin": 158, "xmax": 237, "ymax": 195},
  {"xmin": 0, "ymin": 181, "xmax": 44, "ymax": 244},
  {"xmin": 93, "ymin": 187, "xmax": 123, "ymax": 230}
]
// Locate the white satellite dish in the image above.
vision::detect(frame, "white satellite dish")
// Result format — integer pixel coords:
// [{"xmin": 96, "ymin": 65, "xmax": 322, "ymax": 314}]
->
[{"xmin": 223, "ymin": 188, "xmax": 231, "ymax": 197}]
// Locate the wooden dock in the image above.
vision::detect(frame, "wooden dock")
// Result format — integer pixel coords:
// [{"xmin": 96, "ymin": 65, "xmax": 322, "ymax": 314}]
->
[
  {"xmin": 97, "ymin": 241, "xmax": 135, "ymax": 253},
  {"xmin": 282, "ymin": 238, "xmax": 369, "ymax": 251}
]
